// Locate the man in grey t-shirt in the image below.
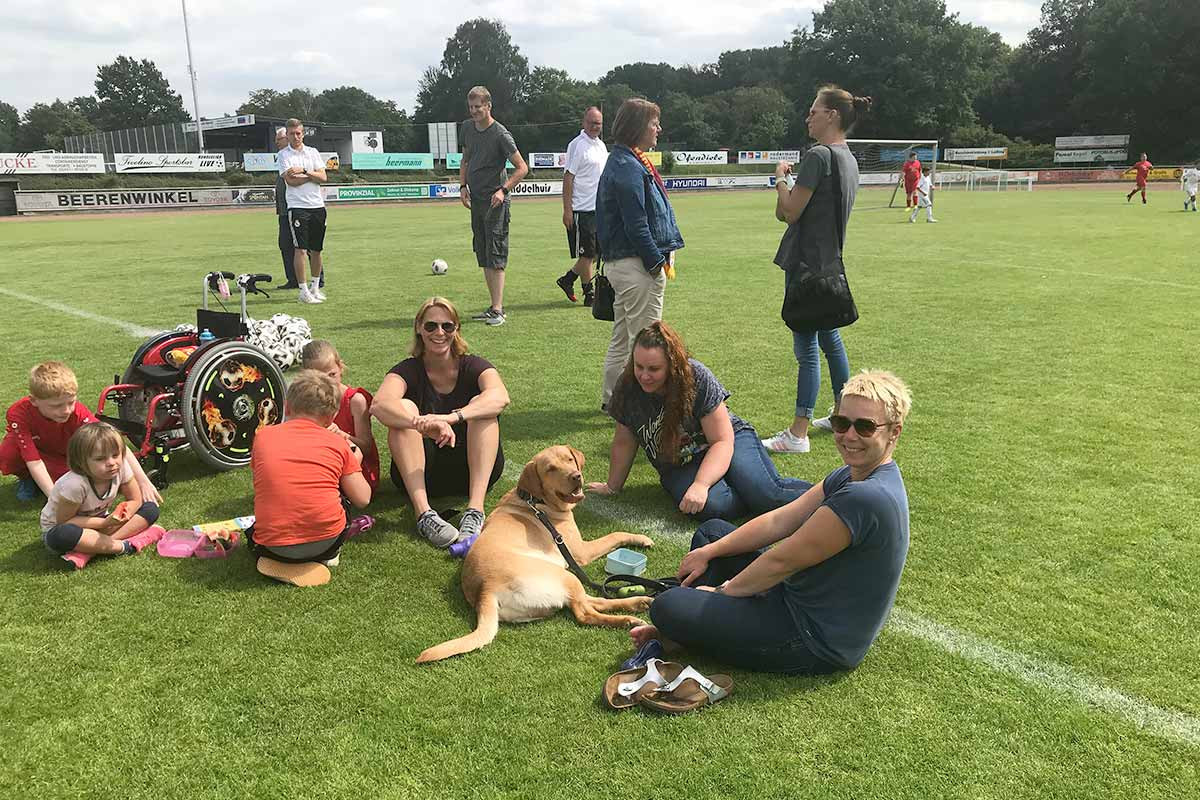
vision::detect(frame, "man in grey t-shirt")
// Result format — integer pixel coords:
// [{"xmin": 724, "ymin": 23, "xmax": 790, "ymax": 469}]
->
[{"xmin": 458, "ymin": 85, "xmax": 529, "ymax": 327}]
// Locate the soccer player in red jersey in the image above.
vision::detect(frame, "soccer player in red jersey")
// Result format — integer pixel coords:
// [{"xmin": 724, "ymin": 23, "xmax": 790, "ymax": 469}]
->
[
  {"xmin": 1126, "ymin": 153, "xmax": 1153, "ymax": 204},
  {"xmin": 901, "ymin": 151, "xmax": 921, "ymax": 208}
]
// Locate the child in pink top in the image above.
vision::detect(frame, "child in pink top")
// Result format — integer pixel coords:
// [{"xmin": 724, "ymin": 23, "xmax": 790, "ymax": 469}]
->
[{"xmin": 301, "ymin": 340, "xmax": 381, "ymax": 492}]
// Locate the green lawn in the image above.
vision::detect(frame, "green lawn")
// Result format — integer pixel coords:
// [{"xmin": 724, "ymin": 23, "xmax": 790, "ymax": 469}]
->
[{"xmin": 2, "ymin": 186, "xmax": 1197, "ymax": 798}]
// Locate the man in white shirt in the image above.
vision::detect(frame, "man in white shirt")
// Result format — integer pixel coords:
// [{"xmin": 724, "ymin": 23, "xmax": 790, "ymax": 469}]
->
[
  {"xmin": 908, "ymin": 166, "xmax": 937, "ymax": 223},
  {"xmin": 556, "ymin": 107, "xmax": 608, "ymax": 306},
  {"xmin": 278, "ymin": 118, "xmax": 328, "ymax": 304},
  {"xmin": 1181, "ymin": 164, "xmax": 1199, "ymax": 212}
]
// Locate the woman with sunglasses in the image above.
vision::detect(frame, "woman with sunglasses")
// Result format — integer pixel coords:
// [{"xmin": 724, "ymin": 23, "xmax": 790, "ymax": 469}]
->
[
  {"xmin": 371, "ymin": 297, "xmax": 509, "ymax": 548},
  {"xmin": 762, "ymin": 85, "xmax": 871, "ymax": 455},
  {"xmin": 587, "ymin": 322, "xmax": 809, "ymax": 522},
  {"xmin": 628, "ymin": 370, "xmax": 912, "ymax": 675}
]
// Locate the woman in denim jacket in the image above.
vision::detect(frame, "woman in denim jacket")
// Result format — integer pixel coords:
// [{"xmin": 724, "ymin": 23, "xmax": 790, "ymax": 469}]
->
[{"xmin": 595, "ymin": 98, "xmax": 684, "ymax": 409}]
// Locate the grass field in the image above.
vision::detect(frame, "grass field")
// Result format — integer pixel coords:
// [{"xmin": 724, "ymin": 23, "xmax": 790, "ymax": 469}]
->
[{"xmin": 2, "ymin": 185, "xmax": 1198, "ymax": 799}]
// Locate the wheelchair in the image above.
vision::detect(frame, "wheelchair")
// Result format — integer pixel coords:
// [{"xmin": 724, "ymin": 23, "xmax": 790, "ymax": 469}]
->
[{"xmin": 97, "ymin": 271, "xmax": 287, "ymax": 488}]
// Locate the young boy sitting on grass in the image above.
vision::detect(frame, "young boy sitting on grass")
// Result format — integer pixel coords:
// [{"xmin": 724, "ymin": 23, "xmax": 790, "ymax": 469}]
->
[
  {"xmin": 2, "ymin": 362, "xmax": 161, "ymax": 505},
  {"xmin": 249, "ymin": 370, "xmax": 372, "ymax": 575}
]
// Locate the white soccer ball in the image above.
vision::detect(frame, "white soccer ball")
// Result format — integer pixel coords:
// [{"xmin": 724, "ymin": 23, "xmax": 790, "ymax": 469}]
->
[{"xmin": 431, "ymin": 258, "xmax": 449, "ymax": 275}]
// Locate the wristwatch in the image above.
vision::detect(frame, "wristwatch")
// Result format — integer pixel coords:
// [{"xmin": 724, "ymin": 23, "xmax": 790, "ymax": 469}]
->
[
  {"xmin": 500, "ymin": 186, "xmax": 510, "ymax": 196},
  {"xmin": 454, "ymin": 409, "xmax": 465, "ymax": 424}
]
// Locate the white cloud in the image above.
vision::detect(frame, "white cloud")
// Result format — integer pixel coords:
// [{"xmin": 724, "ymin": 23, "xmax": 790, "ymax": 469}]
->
[{"xmin": 4, "ymin": 0, "xmax": 1042, "ymax": 117}]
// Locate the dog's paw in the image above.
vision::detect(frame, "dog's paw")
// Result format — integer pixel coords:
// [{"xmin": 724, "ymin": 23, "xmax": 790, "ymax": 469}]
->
[
  {"xmin": 626, "ymin": 534, "xmax": 653, "ymax": 548},
  {"xmin": 629, "ymin": 596, "xmax": 653, "ymax": 613},
  {"xmin": 624, "ymin": 616, "xmax": 648, "ymax": 627}
]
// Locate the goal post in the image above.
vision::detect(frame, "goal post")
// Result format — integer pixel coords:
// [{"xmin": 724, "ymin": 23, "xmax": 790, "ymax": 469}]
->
[{"xmin": 845, "ymin": 139, "xmax": 938, "ymax": 208}]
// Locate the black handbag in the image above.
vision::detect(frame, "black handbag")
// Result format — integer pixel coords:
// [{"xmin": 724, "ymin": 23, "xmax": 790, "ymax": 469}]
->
[
  {"xmin": 591, "ymin": 255, "xmax": 615, "ymax": 321},
  {"xmin": 780, "ymin": 146, "xmax": 859, "ymax": 332}
]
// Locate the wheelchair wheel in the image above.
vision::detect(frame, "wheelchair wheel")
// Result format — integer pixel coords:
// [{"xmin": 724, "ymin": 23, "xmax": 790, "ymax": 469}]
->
[{"xmin": 181, "ymin": 341, "xmax": 285, "ymax": 471}]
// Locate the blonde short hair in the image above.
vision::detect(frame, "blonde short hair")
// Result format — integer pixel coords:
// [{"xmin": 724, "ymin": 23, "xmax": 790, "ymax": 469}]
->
[
  {"xmin": 301, "ymin": 339, "xmax": 341, "ymax": 370},
  {"xmin": 467, "ymin": 86, "xmax": 491, "ymax": 104},
  {"xmin": 29, "ymin": 361, "xmax": 78, "ymax": 399},
  {"xmin": 410, "ymin": 297, "xmax": 468, "ymax": 358},
  {"xmin": 841, "ymin": 370, "xmax": 912, "ymax": 425},
  {"xmin": 285, "ymin": 118, "xmax": 303, "ymax": 131},
  {"xmin": 67, "ymin": 422, "xmax": 124, "ymax": 475},
  {"xmin": 285, "ymin": 370, "xmax": 341, "ymax": 419}
]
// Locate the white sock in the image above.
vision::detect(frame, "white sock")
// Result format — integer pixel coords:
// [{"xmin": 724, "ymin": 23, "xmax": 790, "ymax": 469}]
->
[{"xmin": 309, "ymin": 278, "xmax": 320, "ymax": 293}]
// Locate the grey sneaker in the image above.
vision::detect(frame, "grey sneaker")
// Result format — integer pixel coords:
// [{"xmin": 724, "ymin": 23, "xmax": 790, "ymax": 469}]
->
[
  {"xmin": 812, "ymin": 409, "xmax": 835, "ymax": 433},
  {"xmin": 471, "ymin": 308, "xmax": 492, "ymax": 320},
  {"xmin": 458, "ymin": 508, "xmax": 485, "ymax": 541},
  {"xmin": 416, "ymin": 510, "xmax": 460, "ymax": 548},
  {"xmin": 483, "ymin": 308, "xmax": 506, "ymax": 326}
]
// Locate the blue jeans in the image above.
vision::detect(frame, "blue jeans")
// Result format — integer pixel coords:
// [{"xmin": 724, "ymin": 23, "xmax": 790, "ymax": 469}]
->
[
  {"xmin": 793, "ymin": 329, "xmax": 849, "ymax": 419},
  {"xmin": 657, "ymin": 428, "xmax": 811, "ymax": 521},
  {"xmin": 649, "ymin": 520, "xmax": 840, "ymax": 675}
]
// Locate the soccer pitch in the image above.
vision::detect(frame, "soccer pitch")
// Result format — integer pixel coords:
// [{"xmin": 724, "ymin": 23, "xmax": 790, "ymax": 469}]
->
[{"xmin": 2, "ymin": 186, "xmax": 1197, "ymax": 798}]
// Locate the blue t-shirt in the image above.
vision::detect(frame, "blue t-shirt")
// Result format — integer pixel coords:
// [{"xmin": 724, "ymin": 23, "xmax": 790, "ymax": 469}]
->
[
  {"xmin": 783, "ymin": 461, "xmax": 909, "ymax": 668},
  {"xmin": 610, "ymin": 359, "xmax": 752, "ymax": 471}
]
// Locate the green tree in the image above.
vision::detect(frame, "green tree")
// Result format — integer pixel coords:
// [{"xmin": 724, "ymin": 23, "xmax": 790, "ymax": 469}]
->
[
  {"xmin": 0, "ymin": 101, "xmax": 18, "ymax": 151},
  {"xmin": 519, "ymin": 68, "xmax": 601, "ymax": 153},
  {"xmin": 94, "ymin": 56, "xmax": 190, "ymax": 129},
  {"xmin": 713, "ymin": 47, "xmax": 790, "ymax": 91},
  {"xmin": 16, "ymin": 100, "xmax": 95, "ymax": 150},
  {"xmin": 237, "ymin": 88, "xmax": 319, "ymax": 120},
  {"xmin": 792, "ymin": 0, "xmax": 1010, "ymax": 137},
  {"xmin": 659, "ymin": 92, "xmax": 720, "ymax": 149},
  {"xmin": 599, "ymin": 62, "xmax": 684, "ymax": 102},
  {"xmin": 316, "ymin": 86, "xmax": 417, "ymax": 151},
  {"xmin": 702, "ymin": 87, "xmax": 795, "ymax": 148},
  {"xmin": 415, "ymin": 18, "xmax": 530, "ymax": 122}
]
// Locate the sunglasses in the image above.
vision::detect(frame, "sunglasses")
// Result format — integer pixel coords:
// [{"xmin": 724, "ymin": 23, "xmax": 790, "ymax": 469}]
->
[
  {"xmin": 829, "ymin": 415, "xmax": 894, "ymax": 437},
  {"xmin": 422, "ymin": 321, "xmax": 457, "ymax": 333}
]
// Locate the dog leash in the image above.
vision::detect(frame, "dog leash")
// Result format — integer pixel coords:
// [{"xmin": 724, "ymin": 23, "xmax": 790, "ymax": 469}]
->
[{"xmin": 516, "ymin": 488, "xmax": 679, "ymax": 599}]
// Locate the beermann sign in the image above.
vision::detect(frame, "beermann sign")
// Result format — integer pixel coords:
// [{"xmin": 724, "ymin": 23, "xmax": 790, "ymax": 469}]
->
[
  {"xmin": 114, "ymin": 153, "xmax": 226, "ymax": 173},
  {"xmin": 1, "ymin": 152, "xmax": 105, "ymax": 174}
]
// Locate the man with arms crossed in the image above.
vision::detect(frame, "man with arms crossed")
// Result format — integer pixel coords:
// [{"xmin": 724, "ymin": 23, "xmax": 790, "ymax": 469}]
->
[
  {"xmin": 459, "ymin": 86, "xmax": 529, "ymax": 326},
  {"xmin": 279, "ymin": 118, "xmax": 327, "ymax": 304},
  {"xmin": 556, "ymin": 106, "xmax": 607, "ymax": 307}
]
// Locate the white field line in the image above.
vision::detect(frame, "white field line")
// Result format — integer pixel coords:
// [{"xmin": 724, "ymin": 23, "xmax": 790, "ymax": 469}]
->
[
  {"xmin": 0, "ymin": 287, "xmax": 159, "ymax": 338},
  {"xmin": 499, "ymin": 462, "xmax": 1200, "ymax": 748},
  {"xmin": 982, "ymin": 262, "xmax": 1200, "ymax": 292}
]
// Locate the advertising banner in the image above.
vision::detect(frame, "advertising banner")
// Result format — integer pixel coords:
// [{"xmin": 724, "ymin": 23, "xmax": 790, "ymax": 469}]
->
[
  {"xmin": 1037, "ymin": 168, "xmax": 1127, "ymax": 183},
  {"xmin": 1121, "ymin": 166, "xmax": 1182, "ymax": 182},
  {"xmin": 943, "ymin": 147, "xmax": 1008, "ymax": 161},
  {"xmin": 114, "ymin": 153, "xmax": 226, "ymax": 173},
  {"xmin": 351, "ymin": 131, "xmax": 384, "ymax": 153},
  {"xmin": 880, "ymin": 147, "xmax": 937, "ymax": 162},
  {"xmin": 671, "ymin": 151, "xmax": 728, "ymax": 165},
  {"xmin": 352, "ymin": 152, "xmax": 434, "ymax": 170},
  {"xmin": 529, "ymin": 152, "xmax": 568, "ymax": 169},
  {"xmin": 243, "ymin": 151, "xmax": 340, "ymax": 171},
  {"xmin": 510, "ymin": 181, "xmax": 562, "ymax": 196},
  {"xmin": 1, "ymin": 152, "xmax": 105, "ymax": 174},
  {"xmin": 738, "ymin": 150, "xmax": 802, "ymax": 164},
  {"xmin": 429, "ymin": 183, "xmax": 461, "ymax": 199},
  {"xmin": 182, "ymin": 114, "xmax": 255, "ymax": 132},
  {"xmin": 1054, "ymin": 134, "xmax": 1129, "ymax": 149},
  {"xmin": 332, "ymin": 185, "xmax": 427, "ymax": 201},
  {"xmin": 445, "ymin": 152, "xmax": 515, "ymax": 170},
  {"xmin": 16, "ymin": 188, "xmax": 237, "ymax": 212},
  {"xmin": 663, "ymin": 177, "xmax": 708, "ymax": 190},
  {"xmin": 1053, "ymin": 148, "xmax": 1128, "ymax": 164}
]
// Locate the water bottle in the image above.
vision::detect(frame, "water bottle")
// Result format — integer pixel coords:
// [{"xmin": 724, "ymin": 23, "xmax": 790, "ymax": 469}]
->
[{"xmin": 198, "ymin": 328, "xmax": 215, "ymax": 345}]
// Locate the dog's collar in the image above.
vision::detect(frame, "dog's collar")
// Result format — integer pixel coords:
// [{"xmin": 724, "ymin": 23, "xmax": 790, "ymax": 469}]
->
[{"xmin": 516, "ymin": 488, "xmax": 545, "ymax": 508}]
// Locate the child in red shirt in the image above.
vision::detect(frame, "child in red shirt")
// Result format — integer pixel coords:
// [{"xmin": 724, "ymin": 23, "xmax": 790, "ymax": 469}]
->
[
  {"xmin": 2, "ymin": 361, "xmax": 162, "ymax": 505},
  {"xmin": 249, "ymin": 370, "xmax": 372, "ymax": 570},
  {"xmin": 301, "ymin": 340, "xmax": 380, "ymax": 493},
  {"xmin": 1127, "ymin": 153, "xmax": 1153, "ymax": 204}
]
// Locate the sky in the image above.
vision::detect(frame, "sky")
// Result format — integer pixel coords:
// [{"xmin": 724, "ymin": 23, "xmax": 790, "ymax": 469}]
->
[{"xmin": 4, "ymin": 0, "xmax": 1043, "ymax": 119}]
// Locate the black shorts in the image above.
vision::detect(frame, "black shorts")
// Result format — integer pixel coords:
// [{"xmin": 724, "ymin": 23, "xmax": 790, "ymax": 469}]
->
[
  {"xmin": 390, "ymin": 428, "xmax": 505, "ymax": 499},
  {"xmin": 566, "ymin": 211, "xmax": 598, "ymax": 259},
  {"xmin": 470, "ymin": 196, "xmax": 510, "ymax": 269},
  {"xmin": 288, "ymin": 207, "xmax": 327, "ymax": 252}
]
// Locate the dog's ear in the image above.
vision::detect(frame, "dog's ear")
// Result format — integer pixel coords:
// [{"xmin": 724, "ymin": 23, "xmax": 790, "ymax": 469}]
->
[
  {"xmin": 568, "ymin": 446, "xmax": 585, "ymax": 473},
  {"xmin": 516, "ymin": 455, "xmax": 545, "ymax": 499}
]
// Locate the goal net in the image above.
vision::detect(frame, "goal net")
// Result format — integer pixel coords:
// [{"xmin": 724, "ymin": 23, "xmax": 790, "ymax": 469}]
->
[
  {"xmin": 845, "ymin": 139, "xmax": 939, "ymax": 208},
  {"xmin": 933, "ymin": 168, "xmax": 1034, "ymax": 192}
]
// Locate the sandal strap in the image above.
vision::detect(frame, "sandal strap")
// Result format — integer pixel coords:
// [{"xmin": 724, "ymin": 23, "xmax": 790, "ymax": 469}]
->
[
  {"xmin": 658, "ymin": 666, "xmax": 729, "ymax": 703},
  {"xmin": 617, "ymin": 658, "xmax": 668, "ymax": 696}
]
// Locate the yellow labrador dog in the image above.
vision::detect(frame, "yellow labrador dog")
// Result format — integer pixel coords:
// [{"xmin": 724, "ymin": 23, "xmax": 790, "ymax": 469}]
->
[{"xmin": 417, "ymin": 445, "xmax": 654, "ymax": 663}]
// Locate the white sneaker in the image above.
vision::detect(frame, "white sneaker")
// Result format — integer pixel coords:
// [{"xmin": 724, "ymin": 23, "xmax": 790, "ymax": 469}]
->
[
  {"xmin": 312, "ymin": 284, "xmax": 327, "ymax": 301},
  {"xmin": 761, "ymin": 429, "xmax": 810, "ymax": 453},
  {"xmin": 928, "ymin": 218, "xmax": 938, "ymax": 223},
  {"xmin": 321, "ymin": 555, "xmax": 340, "ymax": 568},
  {"xmin": 812, "ymin": 412, "xmax": 834, "ymax": 433},
  {"xmin": 298, "ymin": 287, "xmax": 323, "ymax": 304}
]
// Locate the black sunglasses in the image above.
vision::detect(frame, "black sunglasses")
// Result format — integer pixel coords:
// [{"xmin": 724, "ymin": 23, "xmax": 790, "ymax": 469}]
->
[
  {"xmin": 422, "ymin": 321, "xmax": 457, "ymax": 333},
  {"xmin": 829, "ymin": 415, "xmax": 894, "ymax": 437}
]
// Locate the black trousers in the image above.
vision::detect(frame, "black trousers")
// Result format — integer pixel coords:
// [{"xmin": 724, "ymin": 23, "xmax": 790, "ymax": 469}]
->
[{"xmin": 278, "ymin": 213, "xmax": 297, "ymax": 284}]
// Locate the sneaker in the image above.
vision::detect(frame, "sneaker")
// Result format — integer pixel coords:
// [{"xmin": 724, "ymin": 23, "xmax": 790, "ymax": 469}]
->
[
  {"xmin": 15, "ymin": 477, "xmax": 39, "ymax": 502},
  {"xmin": 321, "ymin": 554, "xmax": 341, "ymax": 568},
  {"xmin": 61, "ymin": 551, "xmax": 93, "ymax": 569},
  {"xmin": 471, "ymin": 309, "xmax": 492, "ymax": 320},
  {"xmin": 908, "ymin": 218, "xmax": 916, "ymax": 223},
  {"xmin": 312, "ymin": 284, "xmax": 327, "ymax": 301},
  {"xmin": 928, "ymin": 218, "xmax": 938, "ymax": 223},
  {"xmin": 458, "ymin": 508, "xmax": 485, "ymax": 542},
  {"xmin": 483, "ymin": 308, "xmax": 506, "ymax": 326},
  {"xmin": 812, "ymin": 411, "xmax": 834, "ymax": 433},
  {"xmin": 556, "ymin": 274, "xmax": 578, "ymax": 302},
  {"xmin": 298, "ymin": 287, "xmax": 323, "ymax": 304},
  {"xmin": 583, "ymin": 288, "xmax": 595, "ymax": 307},
  {"xmin": 761, "ymin": 429, "xmax": 810, "ymax": 453},
  {"xmin": 416, "ymin": 509, "xmax": 460, "ymax": 548},
  {"xmin": 619, "ymin": 638, "xmax": 664, "ymax": 671},
  {"xmin": 125, "ymin": 525, "xmax": 166, "ymax": 553}
]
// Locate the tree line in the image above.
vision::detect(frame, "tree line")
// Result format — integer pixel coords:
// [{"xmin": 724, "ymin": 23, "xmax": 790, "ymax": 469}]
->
[{"xmin": 3, "ymin": 0, "xmax": 1196, "ymax": 165}]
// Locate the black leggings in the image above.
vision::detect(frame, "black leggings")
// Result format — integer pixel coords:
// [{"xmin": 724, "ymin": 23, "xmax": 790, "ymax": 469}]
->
[{"xmin": 389, "ymin": 435, "xmax": 504, "ymax": 500}]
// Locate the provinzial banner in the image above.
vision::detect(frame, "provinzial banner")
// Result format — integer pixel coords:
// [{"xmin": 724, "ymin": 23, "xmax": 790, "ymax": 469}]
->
[
  {"xmin": 114, "ymin": 153, "xmax": 226, "ymax": 173},
  {"xmin": 332, "ymin": 185, "xmax": 427, "ymax": 200},
  {"xmin": 671, "ymin": 151, "xmax": 728, "ymax": 165},
  {"xmin": 1, "ymin": 152, "xmax": 105, "ymax": 174},
  {"xmin": 243, "ymin": 151, "xmax": 341, "ymax": 172},
  {"xmin": 352, "ymin": 152, "xmax": 434, "ymax": 170}
]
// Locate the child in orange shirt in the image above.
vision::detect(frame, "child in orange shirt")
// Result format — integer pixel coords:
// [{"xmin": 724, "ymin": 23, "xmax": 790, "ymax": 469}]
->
[
  {"xmin": 249, "ymin": 370, "xmax": 372, "ymax": 568},
  {"xmin": 301, "ymin": 340, "xmax": 380, "ymax": 493}
]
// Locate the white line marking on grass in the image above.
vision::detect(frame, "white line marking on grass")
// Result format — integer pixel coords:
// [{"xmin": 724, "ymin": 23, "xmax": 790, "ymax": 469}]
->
[
  {"xmin": 988, "ymin": 263, "xmax": 1200, "ymax": 292},
  {"xmin": 889, "ymin": 608, "xmax": 1200, "ymax": 748},
  {"xmin": 0, "ymin": 287, "xmax": 159, "ymax": 338}
]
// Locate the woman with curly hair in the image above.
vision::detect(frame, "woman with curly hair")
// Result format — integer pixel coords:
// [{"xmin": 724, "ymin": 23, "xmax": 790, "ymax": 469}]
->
[{"xmin": 587, "ymin": 322, "xmax": 809, "ymax": 521}]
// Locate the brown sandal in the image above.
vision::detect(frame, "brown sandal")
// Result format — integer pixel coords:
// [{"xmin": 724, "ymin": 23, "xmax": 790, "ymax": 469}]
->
[
  {"xmin": 602, "ymin": 659, "xmax": 681, "ymax": 710},
  {"xmin": 637, "ymin": 665, "xmax": 733, "ymax": 714}
]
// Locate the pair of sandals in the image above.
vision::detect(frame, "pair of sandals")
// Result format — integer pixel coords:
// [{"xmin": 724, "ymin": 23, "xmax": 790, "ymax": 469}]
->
[{"xmin": 603, "ymin": 658, "xmax": 733, "ymax": 714}]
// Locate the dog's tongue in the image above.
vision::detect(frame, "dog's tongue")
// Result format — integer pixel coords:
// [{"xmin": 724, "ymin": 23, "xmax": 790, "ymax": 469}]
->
[{"xmin": 563, "ymin": 490, "xmax": 585, "ymax": 504}]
